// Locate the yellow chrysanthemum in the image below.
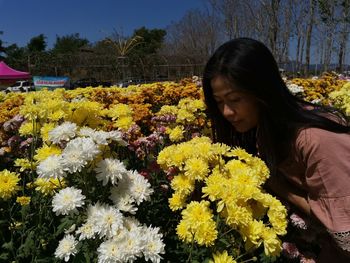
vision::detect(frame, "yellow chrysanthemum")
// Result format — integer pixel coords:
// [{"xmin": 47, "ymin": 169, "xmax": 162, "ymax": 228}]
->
[
  {"xmin": 225, "ymin": 159, "xmax": 249, "ymax": 178},
  {"xmin": 176, "ymin": 220, "xmax": 193, "ymax": 243},
  {"xmin": 157, "ymin": 105, "xmax": 178, "ymax": 116},
  {"xmin": 16, "ymin": 196, "xmax": 31, "ymax": 206},
  {"xmin": 261, "ymin": 228, "xmax": 282, "ymax": 257},
  {"xmin": 193, "ymin": 220, "xmax": 218, "ymax": 246},
  {"xmin": 202, "ymin": 172, "xmax": 228, "ymax": 202},
  {"xmin": 221, "ymin": 203, "xmax": 253, "ymax": 228},
  {"xmin": 184, "ymin": 157, "xmax": 209, "ymax": 181},
  {"xmin": 246, "ymin": 157, "xmax": 270, "ymax": 184},
  {"xmin": 0, "ymin": 170, "xmax": 20, "ymax": 200},
  {"xmin": 227, "ymin": 146, "xmax": 253, "ymax": 160},
  {"xmin": 67, "ymin": 100, "xmax": 105, "ymax": 128},
  {"xmin": 181, "ymin": 200, "xmax": 213, "ymax": 225},
  {"xmin": 34, "ymin": 145, "xmax": 62, "ymax": 162},
  {"xmin": 114, "ymin": 116, "xmax": 134, "ymax": 130},
  {"xmin": 266, "ymin": 200, "xmax": 288, "ymax": 235},
  {"xmin": 254, "ymin": 192, "xmax": 288, "ymax": 235},
  {"xmin": 14, "ymin": 158, "xmax": 33, "ymax": 172},
  {"xmin": 34, "ymin": 178, "xmax": 66, "ymax": 196},
  {"xmin": 240, "ymin": 220, "xmax": 265, "ymax": 246},
  {"xmin": 108, "ymin": 103, "xmax": 133, "ymax": 119},
  {"xmin": 169, "ymin": 192, "xmax": 187, "ymax": 211},
  {"xmin": 40, "ymin": 122, "xmax": 56, "ymax": 142},
  {"xmin": 19, "ymin": 89, "xmax": 68, "ymax": 122},
  {"xmin": 176, "ymin": 108, "xmax": 196, "ymax": 124},
  {"xmin": 209, "ymin": 250, "xmax": 236, "ymax": 263},
  {"xmin": 167, "ymin": 126, "xmax": 184, "ymax": 142},
  {"xmin": 178, "ymin": 201, "xmax": 218, "ymax": 246},
  {"xmin": 170, "ymin": 174, "xmax": 195, "ymax": 196},
  {"xmin": 19, "ymin": 121, "xmax": 39, "ymax": 136}
]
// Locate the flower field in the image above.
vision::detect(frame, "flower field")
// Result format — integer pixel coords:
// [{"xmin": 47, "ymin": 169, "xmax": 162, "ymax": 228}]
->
[{"xmin": 0, "ymin": 75, "xmax": 349, "ymax": 262}]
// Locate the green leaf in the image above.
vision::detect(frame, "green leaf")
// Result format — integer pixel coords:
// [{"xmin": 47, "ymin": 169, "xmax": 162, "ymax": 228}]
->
[
  {"xmin": 0, "ymin": 252, "xmax": 9, "ymax": 260},
  {"xmin": 55, "ymin": 218, "xmax": 75, "ymax": 237},
  {"xmin": 18, "ymin": 231, "xmax": 36, "ymax": 257},
  {"xmin": 1, "ymin": 241, "xmax": 13, "ymax": 251}
]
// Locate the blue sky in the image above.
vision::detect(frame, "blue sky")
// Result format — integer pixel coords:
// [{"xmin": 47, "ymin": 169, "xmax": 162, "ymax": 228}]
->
[{"xmin": 0, "ymin": 0, "xmax": 204, "ymax": 48}]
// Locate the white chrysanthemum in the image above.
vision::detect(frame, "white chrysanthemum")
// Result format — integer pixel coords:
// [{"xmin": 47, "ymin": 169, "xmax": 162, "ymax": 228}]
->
[
  {"xmin": 79, "ymin": 127, "xmax": 127, "ymax": 146},
  {"xmin": 54, "ymin": 234, "xmax": 78, "ymax": 262},
  {"xmin": 287, "ymin": 83, "xmax": 304, "ymax": 95},
  {"xmin": 52, "ymin": 187, "xmax": 86, "ymax": 216},
  {"xmin": 141, "ymin": 226, "xmax": 165, "ymax": 263},
  {"xmin": 61, "ymin": 137, "xmax": 100, "ymax": 173},
  {"xmin": 108, "ymin": 130, "xmax": 128, "ymax": 146},
  {"xmin": 78, "ymin": 127, "xmax": 95, "ymax": 137},
  {"xmin": 97, "ymin": 239, "xmax": 126, "ymax": 263},
  {"xmin": 95, "ymin": 158, "xmax": 128, "ymax": 185},
  {"xmin": 118, "ymin": 228, "xmax": 144, "ymax": 261},
  {"xmin": 128, "ymin": 170, "xmax": 154, "ymax": 205},
  {"xmin": 49, "ymin": 122, "xmax": 78, "ymax": 144},
  {"xmin": 123, "ymin": 216, "xmax": 141, "ymax": 231},
  {"xmin": 89, "ymin": 204, "xmax": 124, "ymax": 239},
  {"xmin": 36, "ymin": 155, "xmax": 66, "ymax": 179},
  {"xmin": 76, "ymin": 221, "xmax": 96, "ymax": 240},
  {"xmin": 110, "ymin": 187, "xmax": 137, "ymax": 214},
  {"xmin": 79, "ymin": 127, "xmax": 109, "ymax": 145}
]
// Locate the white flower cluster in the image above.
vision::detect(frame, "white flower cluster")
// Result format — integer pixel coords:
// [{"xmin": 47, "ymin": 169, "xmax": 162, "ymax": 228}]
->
[
  {"xmin": 48, "ymin": 122, "xmax": 78, "ymax": 144},
  {"xmin": 37, "ymin": 122, "xmax": 127, "ymax": 178},
  {"xmin": 79, "ymin": 126, "xmax": 127, "ymax": 146},
  {"xmin": 109, "ymin": 170, "xmax": 154, "ymax": 213},
  {"xmin": 287, "ymin": 83, "xmax": 304, "ymax": 95},
  {"xmin": 52, "ymin": 187, "xmax": 86, "ymax": 216},
  {"xmin": 47, "ymin": 122, "xmax": 162, "ymax": 262},
  {"xmin": 54, "ymin": 234, "xmax": 78, "ymax": 262},
  {"xmin": 54, "ymin": 205, "xmax": 165, "ymax": 263},
  {"xmin": 71, "ymin": 203, "xmax": 165, "ymax": 263}
]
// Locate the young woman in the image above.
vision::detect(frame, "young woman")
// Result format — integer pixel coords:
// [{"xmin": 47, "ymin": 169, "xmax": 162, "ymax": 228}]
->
[{"xmin": 202, "ymin": 38, "xmax": 350, "ymax": 262}]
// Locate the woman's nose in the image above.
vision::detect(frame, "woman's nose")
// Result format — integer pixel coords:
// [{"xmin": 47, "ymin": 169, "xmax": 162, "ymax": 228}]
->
[{"xmin": 222, "ymin": 103, "xmax": 235, "ymax": 118}]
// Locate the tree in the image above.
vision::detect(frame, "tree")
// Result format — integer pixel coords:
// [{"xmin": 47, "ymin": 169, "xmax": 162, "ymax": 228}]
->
[
  {"xmin": 164, "ymin": 8, "xmax": 222, "ymax": 63},
  {"xmin": 317, "ymin": 0, "xmax": 338, "ymax": 72},
  {"xmin": 27, "ymin": 34, "xmax": 47, "ymax": 53},
  {"xmin": 4, "ymin": 44, "xmax": 26, "ymax": 69},
  {"xmin": 304, "ymin": 0, "xmax": 317, "ymax": 75},
  {"xmin": 337, "ymin": 0, "xmax": 350, "ymax": 72},
  {"xmin": 52, "ymin": 33, "xmax": 89, "ymax": 53},
  {"xmin": 130, "ymin": 27, "xmax": 166, "ymax": 59},
  {"xmin": 0, "ymin": 31, "xmax": 6, "ymax": 59}
]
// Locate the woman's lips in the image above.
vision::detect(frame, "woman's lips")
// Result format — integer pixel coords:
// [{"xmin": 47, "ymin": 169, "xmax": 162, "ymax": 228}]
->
[{"xmin": 230, "ymin": 120, "xmax": 241, "ymax": 125}]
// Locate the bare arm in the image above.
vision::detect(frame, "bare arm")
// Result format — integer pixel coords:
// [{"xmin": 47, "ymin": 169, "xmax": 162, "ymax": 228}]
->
[{"xmin": 265, "ymin": 172, "xmax": 311, "ymax": 216}]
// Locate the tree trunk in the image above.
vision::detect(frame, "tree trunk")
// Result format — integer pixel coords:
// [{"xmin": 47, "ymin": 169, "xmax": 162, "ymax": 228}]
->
[{"xmin": 304, "ymin": 0, "xmax": 316, "ymax": 76}]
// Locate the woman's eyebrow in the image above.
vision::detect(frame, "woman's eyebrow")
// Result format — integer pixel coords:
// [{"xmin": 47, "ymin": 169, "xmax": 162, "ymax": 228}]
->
[{"xmin": 213, "ymin": 90, "xmax": 240, "ymax": 97}]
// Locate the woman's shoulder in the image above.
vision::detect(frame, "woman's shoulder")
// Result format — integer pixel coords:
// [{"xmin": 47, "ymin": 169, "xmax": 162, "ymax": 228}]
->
[{"xmin": 294, "ymin": 127, "xmax": 350, "ymax": 160}]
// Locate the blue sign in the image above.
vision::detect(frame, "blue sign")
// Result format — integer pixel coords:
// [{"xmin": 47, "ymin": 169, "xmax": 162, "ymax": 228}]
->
[{"xmin": 33, "ymin": 76, "xmax": 70, "ymax": 90}]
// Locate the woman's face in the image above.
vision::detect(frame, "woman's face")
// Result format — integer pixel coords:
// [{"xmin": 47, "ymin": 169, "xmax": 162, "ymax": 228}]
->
[{"xmin": 211, "ymin": 76, "xmax": 259, "ymax": 133}]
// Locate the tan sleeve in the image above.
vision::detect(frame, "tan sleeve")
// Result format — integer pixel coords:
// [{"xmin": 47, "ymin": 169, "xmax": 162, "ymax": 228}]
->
[{"xmin": 296, "ymin": 128, "xmax": 350, "ymax": 251}]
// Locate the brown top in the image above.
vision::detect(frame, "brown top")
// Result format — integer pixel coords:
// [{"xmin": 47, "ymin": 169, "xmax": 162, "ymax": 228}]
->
[
  {"xmin": 279, "ymin": 127, "xmax": 350, "ymax": 232},
  {"xmin": 278, "ymin": 127, "xmax": 350, "ymax": 260}
]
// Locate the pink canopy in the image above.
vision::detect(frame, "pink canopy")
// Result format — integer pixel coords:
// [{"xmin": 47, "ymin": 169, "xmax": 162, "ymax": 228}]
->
[{"xmin": 0, "ymin": 61, "xmax": 30, "ymax": 80}]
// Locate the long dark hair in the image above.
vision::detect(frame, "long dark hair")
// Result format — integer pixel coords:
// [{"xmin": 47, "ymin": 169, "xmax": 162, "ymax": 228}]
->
[{"xmin": 203, "ymin": 38, "xmax": 349, "ymax": 174}]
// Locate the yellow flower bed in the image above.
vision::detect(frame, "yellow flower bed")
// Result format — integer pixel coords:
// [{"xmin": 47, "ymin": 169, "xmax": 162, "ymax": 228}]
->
[{"xmin": 290, "ymin": 72, "xmax": 347, "ymax": 104}]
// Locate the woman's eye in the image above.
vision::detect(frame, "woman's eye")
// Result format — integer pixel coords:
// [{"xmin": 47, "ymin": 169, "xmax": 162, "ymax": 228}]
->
[{"xmin": 228, "ymin": 97, "xmax": 241, "ymax": 103}]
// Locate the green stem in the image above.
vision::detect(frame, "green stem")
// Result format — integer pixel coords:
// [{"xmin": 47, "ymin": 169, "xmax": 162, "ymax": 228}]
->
[
  {"xmin": 239, "ymin": 257, "xmax": 257, "ymax": 263},
  {"xmin": 186, "ymin": 235, "xmax": 195, "ymax": 263}
]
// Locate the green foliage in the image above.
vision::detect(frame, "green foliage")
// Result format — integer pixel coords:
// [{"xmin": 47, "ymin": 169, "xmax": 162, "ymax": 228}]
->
[
  {"xmin": 52, "ymin": 33, "xmax": 89, "ymax": 54},
  {"xmin": 27, "ymin": 34, "xmax": 47, "ymax": 53},
  {"xmin": 130, "ymin": 27, "xmax": 166, "ymax": 59}
]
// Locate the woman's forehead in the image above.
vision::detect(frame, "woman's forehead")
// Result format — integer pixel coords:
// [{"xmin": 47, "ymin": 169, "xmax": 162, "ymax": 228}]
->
[{"xmin": 211, "ymin": 76, "xmax": 242, "ymax": 94}]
